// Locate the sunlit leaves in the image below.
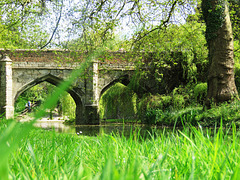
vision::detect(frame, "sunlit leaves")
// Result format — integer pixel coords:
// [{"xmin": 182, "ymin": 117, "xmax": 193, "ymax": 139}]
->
[
  {"xmin": 229, "ymin": 0, "xmax": 240, "ymax": 40},
  {"xmin": 0, "ymin": 0, "xmax": 59, "ymax": 49},
  {"xmin": 0, "ymin": 0, "xmax": 201, "ymax": 50}
]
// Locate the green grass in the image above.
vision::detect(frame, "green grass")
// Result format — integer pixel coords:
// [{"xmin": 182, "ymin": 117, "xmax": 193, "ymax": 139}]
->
[{"xmin": 1, "ymin": 122, "xmax": 240, "ymax": 179}]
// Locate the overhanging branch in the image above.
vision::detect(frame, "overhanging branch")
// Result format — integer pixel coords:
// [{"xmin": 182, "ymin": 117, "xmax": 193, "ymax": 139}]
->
[
  {"xmin": 132, "ymin": 0, "xmax": 178, "ymax": 46},
  {"xmin": 40, "ymin": 0, "xmax": 63, "ymax": 49}
]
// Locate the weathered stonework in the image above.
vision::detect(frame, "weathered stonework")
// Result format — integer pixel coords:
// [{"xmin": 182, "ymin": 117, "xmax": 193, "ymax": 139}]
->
[
  {"xmin": 0, "ymin": 49, "xmax": 135, "ymax": 124},
  {"xmin": 0, "ymin": 56, "xmax": 14, "ymax": 119}
]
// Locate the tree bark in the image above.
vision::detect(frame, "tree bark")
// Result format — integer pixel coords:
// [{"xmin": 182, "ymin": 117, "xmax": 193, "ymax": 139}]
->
[{"xmin": 203, "ymin": 0, "xmax": 238, "ymax": 105}]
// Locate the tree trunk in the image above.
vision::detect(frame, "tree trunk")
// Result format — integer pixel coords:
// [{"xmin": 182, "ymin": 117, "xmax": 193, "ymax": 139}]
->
[{"xmin": 203, "ymin": 0, "xmax": 238, "ymax": 105}]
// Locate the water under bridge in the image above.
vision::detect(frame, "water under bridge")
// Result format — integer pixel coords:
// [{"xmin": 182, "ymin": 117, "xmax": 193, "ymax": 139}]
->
[{"xmin": 0, "ymin": 49, "xmax": 136, "ymax": 124}]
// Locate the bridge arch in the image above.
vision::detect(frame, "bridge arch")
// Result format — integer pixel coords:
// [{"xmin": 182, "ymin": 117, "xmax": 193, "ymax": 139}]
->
[
  {"xmin": 14, "ymin": 74, "xmax": 85, "ymax": 124},
  {"xmin": 99, "ymin": 74, "xmax": 131, "ymax": 100},
  {"xmin": 15, "ymin": 74, "xmax": 60, "ymax": 101},
  {"xmin": 98, "ymin": 74, "xmax": 137, "ymax": 119}
]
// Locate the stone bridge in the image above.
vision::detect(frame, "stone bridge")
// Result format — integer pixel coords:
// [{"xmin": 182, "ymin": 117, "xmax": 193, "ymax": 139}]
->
[{"xmin": 0, "ymin": 49, "xmax": 135, "ymax": 124}]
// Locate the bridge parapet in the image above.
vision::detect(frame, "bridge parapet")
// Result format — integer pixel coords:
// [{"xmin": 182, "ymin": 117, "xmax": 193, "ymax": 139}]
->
[
  {"xmin": 99, "ymin": 62, "xmax": 135, "ymax": 70},
  {"xmin": 12, "ymin": 62, "xmax": 79, "ymax": 69},
  {"xmin": 1, "ymin": 49, "xmax": 139, "ymax": 64},
  {"xmin": 1, "ymin": 49, "xmax": 84, "ymax": 63},
  {"xmin": 12, "ymin": 61, "xmax": 135, "ymax": 71}
]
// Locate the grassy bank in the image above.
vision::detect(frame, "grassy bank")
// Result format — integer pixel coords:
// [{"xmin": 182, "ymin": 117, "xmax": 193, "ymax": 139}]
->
[{"xmin": 1, "ymin": 120, "xmax": 240, "ymax": 179}]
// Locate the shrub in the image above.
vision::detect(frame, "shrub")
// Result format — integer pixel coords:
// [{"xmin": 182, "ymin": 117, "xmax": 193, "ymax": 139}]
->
[
  {"xmin": 172, "ymin": 85, "xmax": 193, "ymax": 108},
  {"xmin": 159, "ymin": 95, "xmax": 172, "ymax": 110},
  {"xmin": 193, "ymin": 83, "xmax": 207, "ymax": 104},
  {"xmin": 195, "ymin": 100, "xmax": 240, "ymax": 126},
  {"xmin": 153, "ymin": 107, "xmax": 202, "ymax": 126},
  {"xmin": 172, "ymin": 94, "xmax": 185, "ymax": 109},
  {"xmin": 59, "ymin": 93, "xmax": 76, "ymax": 120},
  {"xmin": 137, "ymin": 94, "xmax": 173, "ymax": 124},
  {"xmin": 137, "ymin": 85, "xmax": 195, "ymax": 124}
]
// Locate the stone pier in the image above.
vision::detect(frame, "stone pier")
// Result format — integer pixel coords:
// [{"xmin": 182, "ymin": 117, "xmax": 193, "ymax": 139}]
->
[{"xmin": 0, "ymin": 55, "xmax": 14, "ymax": 119}]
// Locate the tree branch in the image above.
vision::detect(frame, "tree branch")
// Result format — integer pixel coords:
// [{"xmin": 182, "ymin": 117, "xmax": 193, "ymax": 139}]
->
[
  {"xmin": 0, "ymin": 18, "xmax": 22, "ymax": 34},
  {"xmin": 132, "ymin": 0, "xmax": 178, "ymax": 45},
  {"xmin": 40, "ymin": 0, "xmax": 63, "ymax": 49},
  {"xmin": 89, "ymin": 0, "xmax": 108, "ymax": 19}
]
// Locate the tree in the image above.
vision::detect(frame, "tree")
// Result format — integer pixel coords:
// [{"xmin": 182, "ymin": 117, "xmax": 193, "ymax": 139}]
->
[
  {"xmin": 127, "ymin": 19, "xmax": 208, "ymax": 97},
  {"xmin": 0, "ymin": 0, "xmax": 60, "ymax": 49},
  {"xmin": 202, "ymin": 0, "xmax": 238, "ymax": 105}
]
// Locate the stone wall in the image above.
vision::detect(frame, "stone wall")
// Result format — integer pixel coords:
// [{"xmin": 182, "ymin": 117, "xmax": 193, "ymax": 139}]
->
[
  {"xmin": 12, "ymin": 64, "xmax": 76, "ymax": 102},
  {"xmin": 13, "ymin": 62, "xmax": 79, "ymax": 69},
  {"xmin": 0, "ymin": 56, "xmax": 14, "ymax": 119}
]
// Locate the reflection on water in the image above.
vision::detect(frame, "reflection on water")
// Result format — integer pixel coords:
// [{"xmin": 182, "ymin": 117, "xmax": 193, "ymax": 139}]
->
[
  {"xmin": 33, "ymin": 119, "xmax": 240, "ymax": 138},
  {"xmin": 34, "ymin": 120, "xmax": 75, "ymax": 134},
  {"xmin": 75, "ymin": 123, "xmax": 157, "ymax": 137},
  {"xmin": 34, "ymin": 120, "xmax": 161, "ymax": 137}
]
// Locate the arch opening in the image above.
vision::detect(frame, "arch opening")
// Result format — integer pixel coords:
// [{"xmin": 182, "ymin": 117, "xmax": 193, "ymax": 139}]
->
[
  {"xmin": 99, "ymin": 75, "xmax": 137, "ymax": 121},
  {"xmin": 14, "ymin": 74, "xmax": 85, "ymax": 124},
  {"xmin": 99, "ymin": 74, "xmax": 130, "ymax": 99}
]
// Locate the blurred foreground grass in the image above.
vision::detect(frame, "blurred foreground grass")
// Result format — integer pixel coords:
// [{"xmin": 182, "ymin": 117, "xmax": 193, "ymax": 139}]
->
[{"xmin": 1, "ymin": 121, "xmax": 240, "ymax": 179}]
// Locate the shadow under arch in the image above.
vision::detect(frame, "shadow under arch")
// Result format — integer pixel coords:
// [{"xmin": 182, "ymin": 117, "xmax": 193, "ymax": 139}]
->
[{"xmin": 14, "ymin": 74, "xmax": 86, "ymax": 125}]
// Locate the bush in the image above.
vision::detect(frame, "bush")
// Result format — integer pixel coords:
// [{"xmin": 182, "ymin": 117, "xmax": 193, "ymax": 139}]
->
[
  {"xmin": 194, "ymin": 83, "xmax": 207, "ymax": 104},
  {"xmin": 137, "ymin": 85, "xmax": 193, "ymax": 124},
  {"xmin": 172, "ymin": 85, "xmax": 193, "ymax": 108},
  {"xmin": 144, "ymin": 109, "xmax": 158, "ymax": 124},
  {"xmin": 153, "ymin": 107, "xmax": 202, "ymax": 126},
  {"xmin": 137, "ymin": 94, "xmax": 173, "ymax": 124},
  {"xmin": 137, "ymin": 89, "xmax": 193, "ymax": 124},
  {"xmin": 146, "ymin": 101, "xmax": 240, "ymax": 127},
  {"xmin": 153, "ymin": 100, "xmax": 240, "ymax": 127},
  {"xmin": 15, "ymin": 96, "xmax": 28, "ymax": 112},
  {"xmin": 138, "ymin": 85, "xmax": 240, "ymax": 126},
  {"xmin": 173, "ymin": 94, "xmax": 185, "ymax": 109},
  {"xmin": 195, "ymin": 100, "xmax": 240, "ymax": 126},
  {"xmin": 59, "ymin": 93, "xmax": 76, "ymax": 120}
]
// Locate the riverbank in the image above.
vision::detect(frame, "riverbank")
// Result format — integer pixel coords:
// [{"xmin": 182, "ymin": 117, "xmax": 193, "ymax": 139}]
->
[{"xmin": 18, "ymin": 111, "xmax": 66, "ymax": 122}]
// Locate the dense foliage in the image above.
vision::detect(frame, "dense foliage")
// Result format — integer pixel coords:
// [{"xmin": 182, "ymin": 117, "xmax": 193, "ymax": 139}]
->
[
  {"xmin": 97, "ymin": 3, "xmax": 240, "ymax": 124},
  {"xmin": 15, "ymin": 83, "xmax": 75, "ymax": 120},
  {"xmin": 99, "ymin": 83, "xmax": 137, "ymax": 120},
  {"xmin": 0, "ymin": 0, "xmax": 53, "ymax": 49}
]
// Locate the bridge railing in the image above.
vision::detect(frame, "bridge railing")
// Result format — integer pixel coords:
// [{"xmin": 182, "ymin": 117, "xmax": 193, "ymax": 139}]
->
[{"xmin": 17, "ymin": 102, "xmax": 38, "ymax": 117}]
